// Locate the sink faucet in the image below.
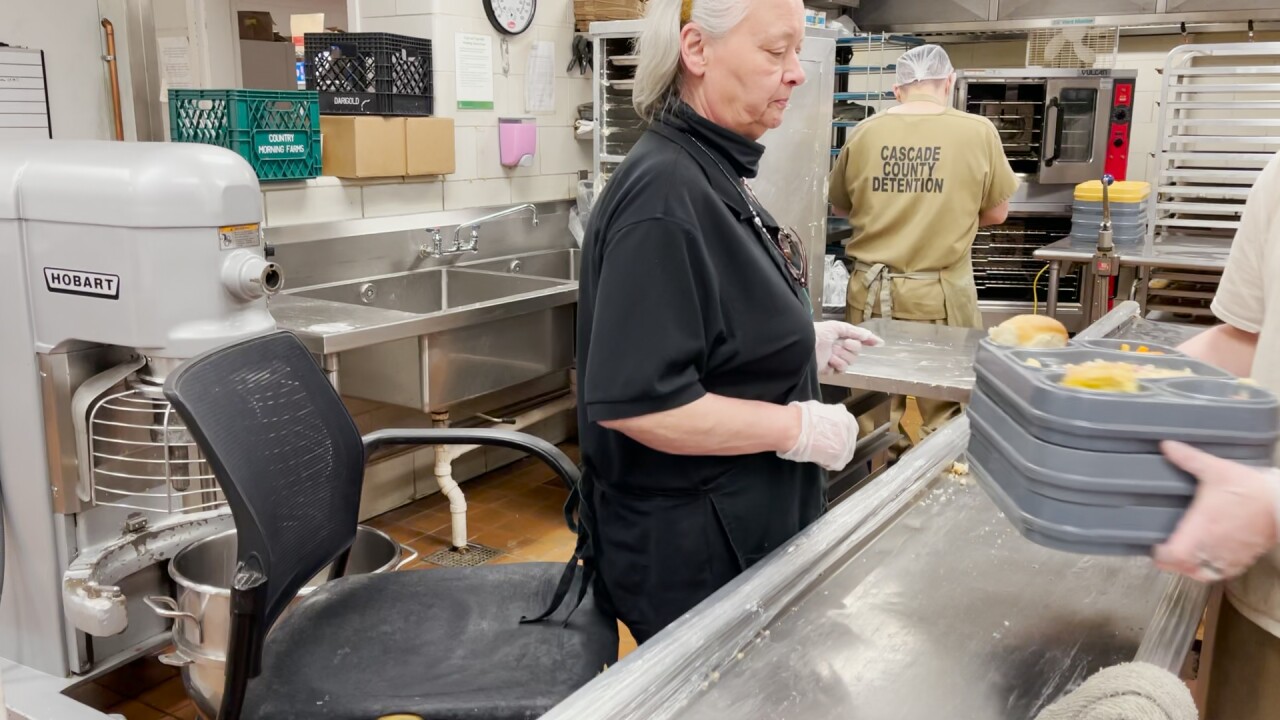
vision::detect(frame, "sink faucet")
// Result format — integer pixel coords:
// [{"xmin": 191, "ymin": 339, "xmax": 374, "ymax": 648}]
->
[{"xmin": 420, "ymin": 204, "xmax": 540, "ymax": 258}]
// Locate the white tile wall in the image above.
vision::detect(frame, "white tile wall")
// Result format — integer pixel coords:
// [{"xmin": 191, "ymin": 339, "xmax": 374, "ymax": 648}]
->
[
  {"xmin": 539, "ymin": 125, "xmax": 591, "ymax": 175},
  {"xmin": 360, "ymin": 0, "xmax": 398, "ymax": 19},
  {"xmin": 265, "ymin": 184, "xmax": 363, "ymax": 226},
  {"xmin": 444, "ymin": 178, "xmax": 513, "ymax": 209},
  {"xmin": 512, "ymin": 173, "xmax": 576, "ymax": 203},
  {"xmin": 452, "ymin": 125, "xmax": 480, "ymax": 180},
  {"xmin": 352, "ymin": 0, "xmax": 586, "ymax": 213},
  {"xmin": 363, "ymin": 179, "xmax": 445, "ymax": 217}
]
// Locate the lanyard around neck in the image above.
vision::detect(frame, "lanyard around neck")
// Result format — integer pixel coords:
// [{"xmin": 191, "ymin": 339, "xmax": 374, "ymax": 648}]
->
[{"xmin": 681, "ymin": 131, "xmax": 810, "ymax": 307}]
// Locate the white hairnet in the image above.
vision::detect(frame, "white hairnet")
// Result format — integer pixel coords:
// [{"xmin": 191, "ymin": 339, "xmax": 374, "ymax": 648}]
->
[{"xmin": 895, "ymin": 44, "xmax": 954, "ymax": 86}]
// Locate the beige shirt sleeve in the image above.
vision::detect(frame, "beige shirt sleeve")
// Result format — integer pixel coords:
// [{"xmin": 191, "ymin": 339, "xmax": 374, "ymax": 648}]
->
[
  {"xmin": 828, "ymin": 144, "xmax": 852, "ymax": 212},
  {"xmin": 1212, "ymin": 151, "xmax": 1280, "ymax": 334},
  {"xmin": 981, "ymin": 120, "xmax": 1020, "ymax": 211}
]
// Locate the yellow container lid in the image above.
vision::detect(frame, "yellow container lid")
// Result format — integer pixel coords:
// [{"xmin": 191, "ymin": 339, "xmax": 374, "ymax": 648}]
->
[{"xmin": 1074, "ymin": 180, "xmax": 1151, "ymax": 203}]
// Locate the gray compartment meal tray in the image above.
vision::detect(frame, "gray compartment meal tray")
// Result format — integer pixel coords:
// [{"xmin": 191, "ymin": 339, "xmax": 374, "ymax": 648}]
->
[
  {"xmin": 968, "ymin": 443, "xmax": 1171, "ymax": 556},
  {"xmin": 974, "ymin": 338, "xmax": 1280, "ymax": 459},
  {"xmin": 968, "ymin": 390, "xmax": 1197, "ymax": 506}
]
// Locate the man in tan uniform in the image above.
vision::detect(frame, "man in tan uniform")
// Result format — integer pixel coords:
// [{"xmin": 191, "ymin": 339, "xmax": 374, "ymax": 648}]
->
[
  {"xmin": 828, "ymin": 44, "xmax": 1018, "ymax": 445},
  {"xmin": 1157, "ymin": 151, "xmax": 1280, "ymax": 719}
]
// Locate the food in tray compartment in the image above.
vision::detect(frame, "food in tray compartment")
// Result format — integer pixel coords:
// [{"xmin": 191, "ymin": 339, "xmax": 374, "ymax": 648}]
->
[
  {"xmin": 1117, "ymin": 343, "xmax": 1165, "ymax": 355},
  {"xmin": 988, "ymin": 314, "xmax": 1069, "ymax": 349},
  {"xmin": 1060, "ymin": 361, "xmax": 1142, "ymax": 393},
  {"xmin": 1024, "ymin": 358, "xmax": 1043, "ymax": 368},
  {"xmin": 1059, "ymin": 360, "xmax": 1194, "ymax": 393}
]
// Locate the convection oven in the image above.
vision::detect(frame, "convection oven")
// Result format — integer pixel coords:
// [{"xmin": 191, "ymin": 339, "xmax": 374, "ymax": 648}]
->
[{"xmin": 954, "ymin": 68, "xmax": 1138, "ymax": 329}]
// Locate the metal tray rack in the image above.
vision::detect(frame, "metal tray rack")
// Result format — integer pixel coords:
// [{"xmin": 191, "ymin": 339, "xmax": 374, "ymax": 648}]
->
[
  {"xmin": 1148, "ymin": 42, "xmax": 1280, "ymax": 245},
  {"xmin": 827, "ymin": 33, "xmax": 922, "ymax": 245},
  {"xmin": 589, "ymin": 20, "xmax": 645, "ymax": 192}
]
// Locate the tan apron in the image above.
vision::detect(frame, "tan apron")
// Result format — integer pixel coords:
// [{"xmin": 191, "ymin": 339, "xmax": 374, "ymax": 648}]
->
[
  {"xmin": 845, "ymin": 253, "xmax": 982, "ymax": 449},
  {"xmin": 845, "ymin": 253, "xmax": 983, "ymax": 330}
]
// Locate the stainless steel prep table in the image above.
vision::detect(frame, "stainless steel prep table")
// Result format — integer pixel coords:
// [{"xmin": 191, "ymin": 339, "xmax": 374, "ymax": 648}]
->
[
  {"xmin": 1035, "ymin": 236, "xmax": 1231, "ymax": 323},
  {"xmin": 544, "ymin": 303, "xmax": 1209, "ymax": 720},
  {"xmin": 819, "ymin": 318, "xmax": 985, "ymax": 404},
  {"xmin": 819, "ymin": 314, "xmax": 1202, "ymax": 406}
]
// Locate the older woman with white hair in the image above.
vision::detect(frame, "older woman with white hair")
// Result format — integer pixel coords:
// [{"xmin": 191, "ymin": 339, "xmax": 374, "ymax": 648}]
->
[{"xmin": 556, "ymin": 0, "xmax": 880, "ymax": 644}]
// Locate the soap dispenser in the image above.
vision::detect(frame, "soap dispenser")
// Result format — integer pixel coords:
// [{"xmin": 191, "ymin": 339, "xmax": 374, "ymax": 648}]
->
[{"xmin": 499, "ymin": 117, "xmax": 537, "ymax": 168}]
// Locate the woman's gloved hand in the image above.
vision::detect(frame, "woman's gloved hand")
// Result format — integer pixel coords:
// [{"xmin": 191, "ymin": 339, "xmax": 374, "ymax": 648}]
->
[
  {"xmin": 814, "ymin": 321, "xmax": 883, "ymax": 374},
  {"xmin": 1155, "ymin": 440, "xmax": 1280, "ymax": 582},
  {"xmin": 778, "ymin": 400, "xmax": 859, "ymax": 471}
]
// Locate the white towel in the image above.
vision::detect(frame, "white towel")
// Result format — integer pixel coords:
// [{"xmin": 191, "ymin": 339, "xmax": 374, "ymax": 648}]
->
[{"xmin": 1035, "ymin": 662, "xmax": 1198, "ymax": 720}]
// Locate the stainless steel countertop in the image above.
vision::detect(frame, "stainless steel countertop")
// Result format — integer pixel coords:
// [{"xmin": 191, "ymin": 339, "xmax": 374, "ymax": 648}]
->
[
  {"xmin": 1034, "ymin": 235, "xmax": 1232, "ymax": 272},
  {"xmin": 542, "ymin": 303, "xmax": 1208, "ymax": 720},
  {"xmin": 819, "ymin": 319, "xmax": 984, "ymax": 403},
  {"xmin": 819, "ymin": 314, "xmax": 1205, "ymax": 404},
  {"xmin": 676, "ymin": 476, "xmax": 1179, "ymax": 720}
]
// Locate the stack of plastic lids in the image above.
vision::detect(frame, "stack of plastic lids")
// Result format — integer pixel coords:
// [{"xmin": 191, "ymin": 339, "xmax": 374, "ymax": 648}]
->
[
  {"xmin": 967, "ymin": 338, "xmax": 1280, "ymax": 555},
  {"xmin": 1069, "ymin": 180, "xmax": 1151, "ymax": 248}
]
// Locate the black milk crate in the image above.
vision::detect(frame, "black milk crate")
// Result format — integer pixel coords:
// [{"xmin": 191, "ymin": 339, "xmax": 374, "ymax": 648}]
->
[{"xmin": 304, "ymin": 32, "xmax": 434, "ymax": 116}]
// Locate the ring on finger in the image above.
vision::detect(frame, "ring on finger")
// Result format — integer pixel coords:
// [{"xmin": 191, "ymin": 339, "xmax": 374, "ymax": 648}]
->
[{"xmin": 1196, "ymin": 555, "xmax": 1226, "ymax": 581}]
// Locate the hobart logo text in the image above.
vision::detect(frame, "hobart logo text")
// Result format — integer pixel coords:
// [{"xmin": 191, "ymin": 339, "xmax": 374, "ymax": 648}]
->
[{"xmin": 44, "ymin": 268, "xmax": 120, "ymax": 300}]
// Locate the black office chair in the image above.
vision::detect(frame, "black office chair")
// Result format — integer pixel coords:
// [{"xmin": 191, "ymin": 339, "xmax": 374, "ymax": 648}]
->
[{"xmin": 163, "ymin": 331, "xmax": 617, "ymax": 720}]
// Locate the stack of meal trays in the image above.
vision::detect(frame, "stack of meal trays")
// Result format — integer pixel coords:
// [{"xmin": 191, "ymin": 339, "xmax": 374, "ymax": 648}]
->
[
  {"xmin": 967, "ymin": 337, "xmax": 1280, "ymax": 555},
  {"xmin": 1068, "ymin": 180, "xmax": 1150, "ymax": 249}
]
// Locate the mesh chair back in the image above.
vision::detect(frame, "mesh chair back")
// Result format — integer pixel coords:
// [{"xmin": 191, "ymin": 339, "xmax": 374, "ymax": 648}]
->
[{"xmin": 163, "ymin": 331, "xmax": 365, "ymax": 634}]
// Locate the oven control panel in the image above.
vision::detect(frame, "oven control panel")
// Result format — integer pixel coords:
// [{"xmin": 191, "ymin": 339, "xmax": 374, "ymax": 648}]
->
[{"xmin": 1105, "ymin": 80, "xmax": 1136, "ymax": 180}]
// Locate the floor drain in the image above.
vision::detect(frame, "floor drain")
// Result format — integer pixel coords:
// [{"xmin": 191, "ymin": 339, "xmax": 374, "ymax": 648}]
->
[{"xmin": 424, "ymin": 543, "xmax": 502, "ymax": 568}]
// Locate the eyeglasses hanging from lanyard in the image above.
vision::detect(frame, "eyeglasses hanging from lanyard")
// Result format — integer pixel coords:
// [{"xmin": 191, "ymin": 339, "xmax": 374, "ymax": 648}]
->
[
  {"xmin": 684, "ymin": 134, "xmax": 810, "ymax": 292},
  {"xmin": 741, "ymin": 181, "xmax": 809, "ymax": 291}
]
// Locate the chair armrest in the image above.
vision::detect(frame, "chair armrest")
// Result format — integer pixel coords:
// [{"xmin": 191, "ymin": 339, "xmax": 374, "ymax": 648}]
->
[{"xmin": 361, "ymin": 428, "xmax": 581, "ymax": 491}]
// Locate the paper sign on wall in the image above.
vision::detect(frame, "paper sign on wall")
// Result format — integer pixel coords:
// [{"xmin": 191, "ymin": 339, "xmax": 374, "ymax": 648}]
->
[
  {"xmin": 456, "ymin": 33, "xmax": 495, "ymax": 110},
  {"xmin": 157, "ymin": 36, "xmax": 194, "ymax": 103},
  {"xmin": 525, "ymin": 41, "xmax": 554, "ymax": 113},
  {"xmin": 0, "ymin": 47, "xmax": 51, "ymax": 141}
]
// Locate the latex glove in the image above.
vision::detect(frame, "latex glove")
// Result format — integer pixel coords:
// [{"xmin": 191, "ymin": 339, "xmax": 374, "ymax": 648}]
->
[
  {"xmin": 814, "ymin": 321, "xmax": 883, "ymax": 374},
  {"xmin": 778, "ymin": 400, "xmax": 859, "ymax": 471},
  {"xmin": 1155, "ymin": 441, "xmax": 1280, "ymax": 582}
]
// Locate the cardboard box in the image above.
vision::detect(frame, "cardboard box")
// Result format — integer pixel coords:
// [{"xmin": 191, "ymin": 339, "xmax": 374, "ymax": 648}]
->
[
  {"xmin": 237, "ymin": 11, "xmax": 276, "ymax": 42},
  {"xmin": 405, "ymin": 117, "xmax": 456, "ymax": 176},
  {"xmin": 239, "ymin": 40, "xmax": 296, "ymax": 90},
  {"xmin": 320, "ymin": 116, "xmax": 407, "ymax": 178}
]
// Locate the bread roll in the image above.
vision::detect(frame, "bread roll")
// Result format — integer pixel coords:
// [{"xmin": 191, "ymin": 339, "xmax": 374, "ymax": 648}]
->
[{"xmin": 988, "ymin": 314, "xmax": 1069, "ymax": 349}]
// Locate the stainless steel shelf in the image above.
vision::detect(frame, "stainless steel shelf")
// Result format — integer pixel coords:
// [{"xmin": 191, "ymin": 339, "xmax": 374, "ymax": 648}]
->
[
  {"xmin": 834, "ymin": 64, "xmax": 896, "ymax": 74},
  {"xmin": 835, "ymin": 34, "xmax": 921, "ymax": 48},
  {"xmin": 834, "ymin": 91, "xmax": 894, "ymax": 102}
]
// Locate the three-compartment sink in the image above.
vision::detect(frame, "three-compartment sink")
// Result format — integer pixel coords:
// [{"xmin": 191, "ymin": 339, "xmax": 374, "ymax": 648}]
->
[{"xmin": 272, "ymin": 249, "xmax": 582, "ymax": 412}]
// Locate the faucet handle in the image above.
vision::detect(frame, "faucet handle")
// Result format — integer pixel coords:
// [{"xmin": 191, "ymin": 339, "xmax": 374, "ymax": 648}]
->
[{"xmin": 419, "ymin": 228, "xmax": 444, "ymax": 258}]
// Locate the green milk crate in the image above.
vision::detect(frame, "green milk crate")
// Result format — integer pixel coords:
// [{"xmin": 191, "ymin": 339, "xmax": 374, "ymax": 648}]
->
[{"xmin": 168, "ymin": 89, "xmax": 322, "ymax": 182}]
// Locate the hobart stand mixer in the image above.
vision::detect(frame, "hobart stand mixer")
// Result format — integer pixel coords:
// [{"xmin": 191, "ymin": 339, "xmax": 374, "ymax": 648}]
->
[{"xmin": 0, "ymin": 140, "xmax": 279, "ymax": 716}]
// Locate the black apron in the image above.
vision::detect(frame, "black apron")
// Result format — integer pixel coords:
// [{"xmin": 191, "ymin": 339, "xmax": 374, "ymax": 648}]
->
[{"xmin": 524, "ymin": 112, "xmax": 825, "ymax": 643}]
